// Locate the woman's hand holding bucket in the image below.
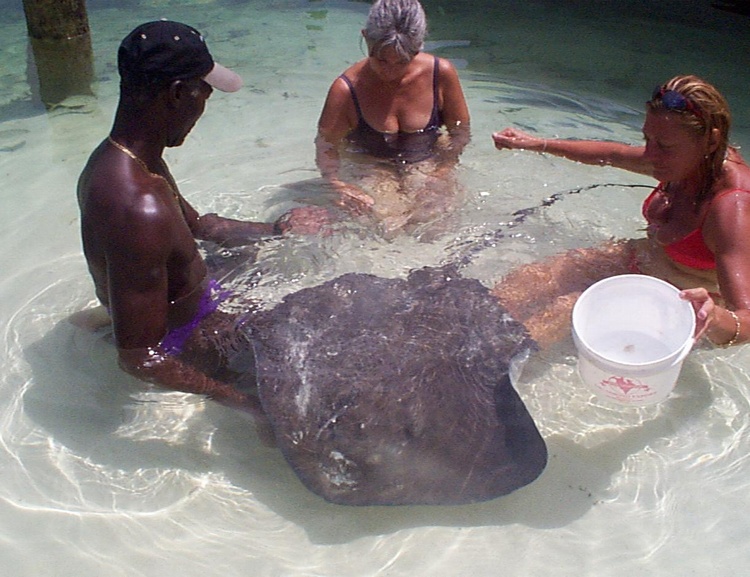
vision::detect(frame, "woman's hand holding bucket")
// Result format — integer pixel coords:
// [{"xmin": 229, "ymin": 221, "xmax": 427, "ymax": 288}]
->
[
  {"xmin": 681, "ymin": 287, "xmax": 745, "ymax": 346},
  {"xmin": 679, "ymin": 287, "xmax": 715, "ymax": 341}
]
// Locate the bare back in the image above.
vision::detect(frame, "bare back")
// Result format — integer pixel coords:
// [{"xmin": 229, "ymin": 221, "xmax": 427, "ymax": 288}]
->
[{"xmin": 77, "ymin": 140, "xmax": 208, "ymax": 348}]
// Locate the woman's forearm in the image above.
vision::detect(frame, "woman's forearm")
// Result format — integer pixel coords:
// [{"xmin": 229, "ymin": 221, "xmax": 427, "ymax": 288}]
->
[{"xmin": 707, "ymin": 307, "xmax": 744, "ymax": 347}]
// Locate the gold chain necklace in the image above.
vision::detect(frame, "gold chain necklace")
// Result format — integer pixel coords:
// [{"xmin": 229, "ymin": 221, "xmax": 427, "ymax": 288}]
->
[{"xmin": 106, "ymin": 136, "xmax": 180, "ymax": 202}]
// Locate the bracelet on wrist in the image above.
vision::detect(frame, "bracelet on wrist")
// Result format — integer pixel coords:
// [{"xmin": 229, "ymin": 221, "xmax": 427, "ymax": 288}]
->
[
  {"xmin": 723, "ymin": 310, "xmax": 741, "ymax": 347},
  {"xmin": 713, "ymin": 309, "xmax": 741, "ymax": 348}
]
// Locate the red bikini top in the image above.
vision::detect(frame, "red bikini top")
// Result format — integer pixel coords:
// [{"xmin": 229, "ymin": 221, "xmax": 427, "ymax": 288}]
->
[{"xmin": 642, "ymin": 185, "xmax": 750, "ymax": 271}]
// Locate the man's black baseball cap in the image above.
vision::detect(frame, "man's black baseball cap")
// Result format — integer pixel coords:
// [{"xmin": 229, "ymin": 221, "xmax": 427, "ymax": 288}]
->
[{"xmin": 118, "ymin": 20, "xmax": 242, "ymax": 92}]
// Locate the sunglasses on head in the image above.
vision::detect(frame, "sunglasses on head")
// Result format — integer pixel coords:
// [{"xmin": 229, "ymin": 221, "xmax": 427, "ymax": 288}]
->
[{"xmin": 650, "ymin": 86, "xmax": 702, "ymax": 119}]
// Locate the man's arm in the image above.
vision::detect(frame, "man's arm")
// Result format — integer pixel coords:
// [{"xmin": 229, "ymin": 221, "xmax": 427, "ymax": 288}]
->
[
  {"xmin": 117, "ymin": 347, "xmax": 263, "ymax": 415},
  {"xmin": 194, "ymin": 212, "xmax": 278, "ymax": 243},
  {"xmin": 177, "ymin": 197, "xmax": 276, "ymax": 243},
  {"xmin": 179, "ymin": 194, "xmax": 328, "ymax": 245}
]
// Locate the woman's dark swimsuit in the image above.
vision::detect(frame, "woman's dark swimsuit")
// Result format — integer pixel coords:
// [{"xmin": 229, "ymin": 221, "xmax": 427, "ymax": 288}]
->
[
  {"xmin": 642, "ymin": 185, "xmax": 750, "ymax": 270},
  {"xmin": 340, "ymin": 56, "xmax": 443, "ymax": 164}
]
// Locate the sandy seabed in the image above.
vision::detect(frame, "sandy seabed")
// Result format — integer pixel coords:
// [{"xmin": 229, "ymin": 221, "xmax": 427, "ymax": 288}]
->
[{"xmin": 1, "ymin": 1, "xmax": 750, "ymax": 576}]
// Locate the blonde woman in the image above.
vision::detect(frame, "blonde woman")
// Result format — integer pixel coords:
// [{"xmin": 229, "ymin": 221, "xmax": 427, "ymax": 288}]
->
[{"xmin": 491, "ymin": 75, "xmax": 750, "ymax": 348}]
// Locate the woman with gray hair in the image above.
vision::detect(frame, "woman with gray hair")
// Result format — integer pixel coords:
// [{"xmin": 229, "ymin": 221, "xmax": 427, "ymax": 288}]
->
[{"xmin": 316, "ymin": 0, "xmax": 470, "ymax": 237}]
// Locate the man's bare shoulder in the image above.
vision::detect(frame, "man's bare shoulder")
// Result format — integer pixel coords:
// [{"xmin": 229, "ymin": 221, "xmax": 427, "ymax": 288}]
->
[{"xmin": 79, "ymin": 144, "xmax": 182, "ymax": 248}]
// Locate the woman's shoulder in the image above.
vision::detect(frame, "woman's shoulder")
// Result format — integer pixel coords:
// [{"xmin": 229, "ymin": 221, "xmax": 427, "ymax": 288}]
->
[
  {"xmin": 717, "ymin": 152, "xmax": 750, "ymax": 193},
  {"xmin": 419, "ymin": 52, "xmax": 451, "ymax": 67},
  {"xmin": 338, "ymin": 59, "xmax": 368, "ymax": 82},
  {"xmin": 425, "ymin": 53, "xmax": 460, "ymax": 81},
  {"xmin": 708, "ymin": 180, "xmax": 750, "ymax": 225},
  {"xmin": 325, "ymin": 63, "xmax": 362, "ymax": 101}
]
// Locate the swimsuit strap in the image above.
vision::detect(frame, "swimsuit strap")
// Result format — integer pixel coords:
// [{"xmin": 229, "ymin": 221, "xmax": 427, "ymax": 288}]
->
[
  {"xmin": 429, "ymin": 56, "xmax": 441, "ymax": 127},
  {"xmin": 710, "ymin": 187, "xmax": 750, "ymax": 199},
  {"xmin": 644, "ymin": 185, "xmax": 750, "ymax": 224},
  {"xmin": 339, "ymin": 74, "xmax": 365, "ymax": 124},
  {"xmin": 694, "ymin": 188, "xmax": 750, "ymax": 229},
  {"xmin": 664, "ymin": 188, "xmax": 750, "ymax": 271},
  {"xmin": 706, "ymin": 187, "xmax": 750, "ymax": 208},
  {"xmin": 641, "ymin": 182, "xmax": 666, "ymax": 220}
]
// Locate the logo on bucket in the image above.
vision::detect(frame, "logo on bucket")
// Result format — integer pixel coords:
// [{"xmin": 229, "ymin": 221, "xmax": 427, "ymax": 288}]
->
[{"xmin": 597, "ymin": 375, "xmax": 653, "ymax": 402}]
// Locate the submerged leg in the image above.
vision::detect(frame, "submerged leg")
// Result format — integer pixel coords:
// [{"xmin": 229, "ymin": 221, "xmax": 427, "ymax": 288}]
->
[
  {"xmin": 522, "ymin": 292, "xmax": 582, "ymax": 349},
  {"xmin": 492, "ymin": 240, "xmax": 634, "ymax": 346}
]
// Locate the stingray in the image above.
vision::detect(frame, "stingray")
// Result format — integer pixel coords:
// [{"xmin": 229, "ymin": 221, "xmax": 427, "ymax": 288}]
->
[
  {"xmin": 246, "ymin": 183, "xmax": 656, "ymax": 505},
  {"xmin": 245, "ymin": 184, "xmax": 649, "ymax": 505},
  {"xmin": 248, "ymin": 266, "xmax": 545, "ymax": 506}
]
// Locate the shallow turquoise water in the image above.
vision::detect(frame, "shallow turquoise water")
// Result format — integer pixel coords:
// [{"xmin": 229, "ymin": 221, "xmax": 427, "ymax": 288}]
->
[{"xmin": 1, "ymin": 1, "xmax": 750, "ymax": 576}]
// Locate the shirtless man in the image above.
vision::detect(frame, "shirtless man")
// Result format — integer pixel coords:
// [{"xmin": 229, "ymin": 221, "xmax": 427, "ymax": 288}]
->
[{"xmin": 77, "ymin": 21, "xmax": 326, "ymax": 415}]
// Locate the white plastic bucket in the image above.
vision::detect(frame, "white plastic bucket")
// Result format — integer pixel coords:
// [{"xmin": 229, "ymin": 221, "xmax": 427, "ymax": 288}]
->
[{"xmin": 571, "ymin": 274, "xmax": 695, "ymax": 406}]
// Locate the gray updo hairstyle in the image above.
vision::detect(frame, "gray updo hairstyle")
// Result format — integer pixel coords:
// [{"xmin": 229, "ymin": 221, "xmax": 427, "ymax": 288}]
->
[{"xmin": 363, "ymin": 0, "xmax": 427, "ymax": 61}]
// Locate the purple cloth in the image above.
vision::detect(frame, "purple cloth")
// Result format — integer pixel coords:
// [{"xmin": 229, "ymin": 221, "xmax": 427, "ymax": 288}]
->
[{"xmin": 160, "ymin": 279, "xmax": 231, "ymax": 355}]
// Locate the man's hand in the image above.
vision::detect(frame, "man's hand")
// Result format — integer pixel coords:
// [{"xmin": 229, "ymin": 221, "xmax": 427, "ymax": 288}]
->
[{"xmin": 276, "ymin": 206, "xmax": 332, "ymax": 235}]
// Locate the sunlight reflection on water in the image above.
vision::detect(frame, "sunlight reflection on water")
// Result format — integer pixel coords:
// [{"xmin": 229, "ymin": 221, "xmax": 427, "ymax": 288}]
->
[{"xmin": 2, "ymin": 1, "xmax": 750, "ymax": 576}]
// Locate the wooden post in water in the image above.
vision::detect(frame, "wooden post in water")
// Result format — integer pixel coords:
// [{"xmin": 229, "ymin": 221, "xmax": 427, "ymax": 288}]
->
[{"xmin": 22, "ymin": 0, "xmax": 94, "ymax": 107}]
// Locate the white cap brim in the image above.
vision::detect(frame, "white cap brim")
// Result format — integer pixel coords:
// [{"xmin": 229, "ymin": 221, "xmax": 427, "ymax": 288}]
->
[{"xmin": 203, "ymin": 62, "xmax": 243, "ymax": 92}]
